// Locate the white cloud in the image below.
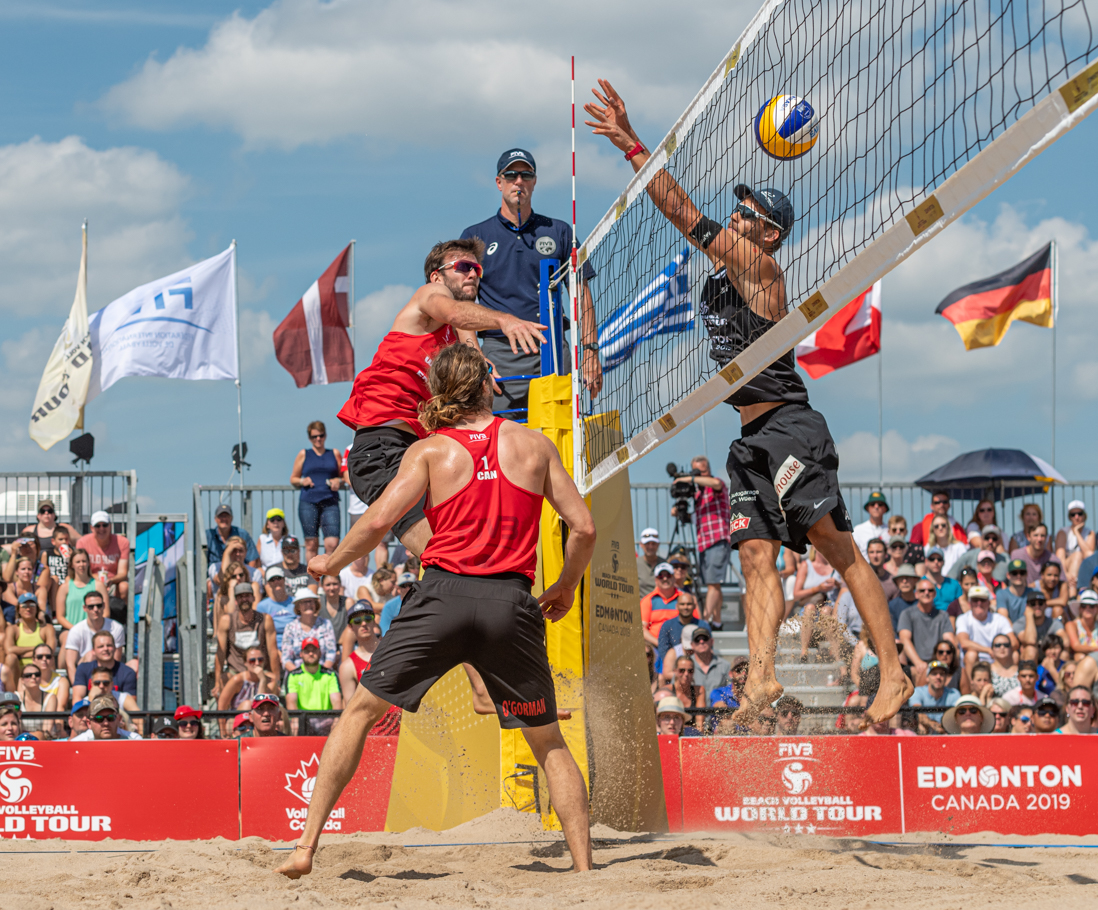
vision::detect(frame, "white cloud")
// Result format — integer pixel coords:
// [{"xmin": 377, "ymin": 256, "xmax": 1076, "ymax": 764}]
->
[
  {"xmin": 0, "ymin": 135, "xmax": 192, "ymax": 317},
  {"xmin": 352, "ymin": 283, "xmax": 414, "ymax": 354},
  {"xmin": 837, "ymin": 429, "xmax": 961, "ymax": 482},
  {"xmin": 98, "ymin": 0, "xmax": 756, "ymax": 157},
  {"xmin": 239, "ymin": 308, "xmax": 277, "ymax": 376}
]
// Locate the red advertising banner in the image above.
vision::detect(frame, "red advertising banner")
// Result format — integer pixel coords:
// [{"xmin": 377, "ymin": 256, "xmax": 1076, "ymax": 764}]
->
[
  {"xmin": 899, "ymin": 735, "xmax": 1098, "ymax": 835},
  {"xmin": 658, "ymin": 735, "xmax": 683, "ymax": 832},
  {"xmin": 681, "ymin": 737, "xmax": 903, "ymax": 836},
  {"xmin": 0, "ymin": 741, "xmax": 238, "ymax": 841},
  {"xmin": 677, "ymin": 735, "xmax": 1098, "ymax": 836},
  {"xmin": 240, "ymin": 736, "xmax": 398, "ymax": 839}
]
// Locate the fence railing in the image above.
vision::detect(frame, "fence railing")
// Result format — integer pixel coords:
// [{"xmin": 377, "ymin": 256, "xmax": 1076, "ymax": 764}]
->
[
  {"xmin": 0, "ymin": 470, "xmax": 138, "ymax": 657},
  {"xmin": 631, "ymin": 480, "xmax": 1098, "ymax": 551}
]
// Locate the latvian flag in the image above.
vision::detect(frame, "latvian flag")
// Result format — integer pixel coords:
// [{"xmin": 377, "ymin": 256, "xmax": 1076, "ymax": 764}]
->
[
  {"xmin": 273, "ymin": 245, "xmax": 354, "ymax": 387},
  {"xmin": 795, "ymin": 281, "xmax": 881, "ymax": 379},
  {"xmin": 935, "ymin": 244, "xmax": 1053, "ymax": 351}
]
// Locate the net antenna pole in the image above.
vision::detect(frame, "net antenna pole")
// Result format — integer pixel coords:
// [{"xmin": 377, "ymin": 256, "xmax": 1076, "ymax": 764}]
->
[
  {"xmin": 350, "ymin": 238, "xmax": 357, "ymax": 373},
  {"xmin": 877, "ymin": 338, "xmax": 884, "ymax": 487},
  {"xmin": 569, "ymin": 54, "xmax": 583, "ymax": 482}
]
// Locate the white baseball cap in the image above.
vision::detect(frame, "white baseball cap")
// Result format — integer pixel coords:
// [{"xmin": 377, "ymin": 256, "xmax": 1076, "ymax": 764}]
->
[
  {"xmin": 265, "ymin": 565, "xmax": 286, "ymax": 581},
  {"xmin": 91, "ymin": 510, "xmax": 111, "ymax": 526},
  {"xmin": 680, "ymin": 624, "xmax": 699, "ymax": 649},
  {"xmin": 1068, "ymin": 500, "xmax": 1087, "ymax": 513},
  {"xmin": 654, "ymin": 562, "xmax": 674, "ymax": 577},
  {"xmin": 968, "ymin": 585, "xmax": 991, "ymax": 600},
  {"xmin": 640, "ymin": 528, "xmax": 660, "ymax": 544}
]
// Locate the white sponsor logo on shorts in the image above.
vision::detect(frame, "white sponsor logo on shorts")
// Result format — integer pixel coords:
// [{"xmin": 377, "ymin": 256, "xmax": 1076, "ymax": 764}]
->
[{"xmin": 774, "ymin": 455, "xmax": 806, "ymax": 515}]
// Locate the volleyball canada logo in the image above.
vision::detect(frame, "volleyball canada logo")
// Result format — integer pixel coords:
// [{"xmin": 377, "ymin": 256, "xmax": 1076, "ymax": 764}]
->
[{"xmin": 284, "ymin": 754, "xmax": 320, "ymax": 805}]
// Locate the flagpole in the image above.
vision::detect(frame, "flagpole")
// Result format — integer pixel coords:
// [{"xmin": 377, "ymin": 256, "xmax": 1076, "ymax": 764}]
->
[
  {"xmin": 349, "ymin": 239, "xmax": 357, "ymax": 372},
  {"xmin": 1051, "ymin": 240, "xmax": 1058, "ymax": 467},
  {"xmin": 232, "ymin": 239, "xmax": 244, "ymax": 489}
]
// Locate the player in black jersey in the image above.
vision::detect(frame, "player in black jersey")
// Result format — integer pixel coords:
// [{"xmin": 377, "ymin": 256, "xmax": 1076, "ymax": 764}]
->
[{"xmin": 585, "ymin": 80, "xmax": 913, "ymax": 727}]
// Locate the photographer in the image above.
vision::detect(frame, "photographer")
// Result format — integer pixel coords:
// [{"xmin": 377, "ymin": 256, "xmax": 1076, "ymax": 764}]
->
[{"xmin": 672, "ymin": 456, "xmax": 731, "ymax": 629}]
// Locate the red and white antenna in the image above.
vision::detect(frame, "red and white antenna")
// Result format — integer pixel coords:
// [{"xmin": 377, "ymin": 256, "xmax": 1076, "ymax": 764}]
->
[{"xmin": 569, "ymin": 55, "xmax": 583, "ymax": 482}]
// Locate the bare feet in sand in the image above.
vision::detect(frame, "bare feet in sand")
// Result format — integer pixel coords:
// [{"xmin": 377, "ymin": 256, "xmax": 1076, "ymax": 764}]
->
[
  {"xmin": 275, "ymin": 844, "xmax": 314, "ymax": 880},
  {"xmin": 730, "ymin": 678, "xmax": 784, "ymax": 727},
  {"xmin": 860, "ymin": 671, "xmax": 915, "ymax": 730}
]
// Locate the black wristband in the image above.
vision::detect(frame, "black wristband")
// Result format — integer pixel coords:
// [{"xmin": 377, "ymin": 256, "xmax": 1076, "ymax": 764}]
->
[
  {"xmin": 582, "ymin": 343, "xmax": 599, "ymax": 352},
  {"xmin": 689, "ymin": 215, "xmax": 723, "ymax": 250}
]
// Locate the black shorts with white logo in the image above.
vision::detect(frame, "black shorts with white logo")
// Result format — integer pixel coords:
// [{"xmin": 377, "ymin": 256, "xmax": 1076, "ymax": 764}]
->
[
  {"xmin": 346, "ymin": 426, "xmax": 427, "ymax": 540},
  {"xmin": 360, "ymin": 568, "xmax": 557, "ymax": 729},
  {"xmin": 725, "ymin": 403, "xmax": 852, "ymax": 554}
]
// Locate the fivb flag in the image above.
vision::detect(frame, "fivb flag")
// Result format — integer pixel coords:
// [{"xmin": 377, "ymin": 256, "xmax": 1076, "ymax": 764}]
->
[
  {"xmin": 795, "ymin": 281, "xmax": 882, "ymax": 378},
  {"xmin": 29, "ymin": 224, "xmax": 94, "ymax": 450},
  {"xmin": 87, "ymin": 245, "xmax": 238, "ymax": 401},
  {"xmin": 273, "ymin": 244, "xmax": 354, "ymax": 387},
  {"xmin": 597, "ymin": 248, "xmax": 693, "ymax": 372}
]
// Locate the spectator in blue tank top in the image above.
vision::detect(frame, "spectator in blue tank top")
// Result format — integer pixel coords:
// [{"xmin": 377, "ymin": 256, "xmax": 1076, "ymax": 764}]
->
[{"xmin": 291, "ymin": 420, "xmax": 343, "ymax": 562}]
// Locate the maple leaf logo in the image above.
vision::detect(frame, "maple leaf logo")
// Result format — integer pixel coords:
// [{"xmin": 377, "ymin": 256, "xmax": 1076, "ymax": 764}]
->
[{"xmin": 284, "ymin": 753, "xmax": 320, "ymax": 805}]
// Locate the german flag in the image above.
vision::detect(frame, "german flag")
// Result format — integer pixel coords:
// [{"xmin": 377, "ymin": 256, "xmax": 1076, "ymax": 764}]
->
[{"xmin": 935, "ymin": 244, "xmax": 1053, "ymax": 350}]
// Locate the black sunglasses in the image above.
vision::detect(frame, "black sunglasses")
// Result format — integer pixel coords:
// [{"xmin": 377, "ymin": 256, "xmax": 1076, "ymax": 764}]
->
[
  {"xmin": 926, "ymin": 554, "xmax": 944, "ymax": 562},
  {"xmin": 1036, "ymin": 705, "xmax": 1059, "ymax": 716},
  {"xmin": 955, "ymin": 706, "xmax": 982, "ymax": 717},
  {"xmin": 38, "ymin": 507, "xmax": 54, "ymax": 515},
  {"xmin": 731, "ymin": 201, "xmax": 783, "ymax": 231},
  {"xmin": 500, "ymin": 169, "xmax": 535, "ymax": 181}
]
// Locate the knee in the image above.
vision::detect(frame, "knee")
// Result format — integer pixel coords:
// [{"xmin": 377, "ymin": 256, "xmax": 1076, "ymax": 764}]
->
[{"xmin": 739, "ymin": 541, "xmax": 776, "ymax": 574}]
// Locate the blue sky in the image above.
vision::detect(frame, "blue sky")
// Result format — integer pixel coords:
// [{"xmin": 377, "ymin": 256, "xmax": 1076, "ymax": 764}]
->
[{"xmin": 2, "ymin": 0, "xmax": 1097, "ymax": 516}]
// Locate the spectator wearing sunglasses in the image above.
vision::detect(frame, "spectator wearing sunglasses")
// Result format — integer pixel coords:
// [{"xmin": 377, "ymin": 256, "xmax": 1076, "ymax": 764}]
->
[
  {"xmin": 71, "ymin": 694, "xmax": 141, "ymax": 740},
  {"xmin": 897, "ymin": 580, "xmax": 956, "ymax": 684},
  {"xmin": 922, "ymin": 548, "xmax": 963, "ymax": 613},
  {"xmin": 290, "ymin": 420, "xmax": 343, "ymax": 564},
  {"xmin": 1056, "ymin": 685, "xmax": 1097, "ymax": 734},
  {"xmin": 174, "ymin": 705, "xmax": 206, "ymax": 739},
  {"xmin": 907, "ymin": 660, "xmax": 961, "ymax": 732},
  {"xmin": 690, "ymin": 627, "xmax": 730, "ymax": 701},
  {"xmin": 20, "ymin": 498, "xmax": 79, "ymax": 559},
  {"xmin": 76, "ymin": 510, "xmax": 131, "ymax": 612},
  {"xmin": 995, "ymin": 558, "xmax": 1032, "ymax": 627},
  {"xmin": 338, "ymin": 601, "xmax": 402, "ymax": 735},
  {"xmin": 1010, "ymin": 703, "xmax": 1035, "ymax": 733},
  {"xmin": 217, "ymin": 645, "xmax": 279, "ymax": 736},
  {"xmin": 909, "ymin": 491, "xmax": 967, "ymax": 548},
  {"xmin": 1054, "ymin": 501, "xmax": 1094, "ymax": 596},
  {"xmin": 988, "ymin": 697, "xmax": 1012, "ymax": 734},
  {"xmin": 151, "ymin": 718, "xmax": 179, "ymax": 739},
  {"xmin": 942, "ymin": 695, "xmax": 994, "ymax": 734},
  {"xmin": 460, "ymin": 149, "xmax": 602, "ymax": 416},
  {"xmin": 1032, "ymin": 695, "xmax": 1062, "ymax": 733},
  {"xmin": 774, "ymin": 695, "xmax": 803, "ymax": 735}
]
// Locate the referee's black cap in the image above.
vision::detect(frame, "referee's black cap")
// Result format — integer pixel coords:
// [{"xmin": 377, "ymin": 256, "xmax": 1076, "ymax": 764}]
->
[{"xmin": 497, "ymin": 148, "xmax": 536, "ymax": 174}]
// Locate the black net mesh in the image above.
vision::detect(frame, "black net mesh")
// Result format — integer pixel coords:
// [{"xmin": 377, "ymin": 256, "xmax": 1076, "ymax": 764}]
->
[{"xmin": 578, "ymin": 0, "xmax": 1097, "ymax": 483}]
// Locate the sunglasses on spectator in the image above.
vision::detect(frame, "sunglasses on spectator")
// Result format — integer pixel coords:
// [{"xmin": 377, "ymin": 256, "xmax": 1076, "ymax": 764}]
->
[
  {"xmin": 676, "ymin": 667, "xmax": 693, "ymax": 674},
  {"xmin": 935, "ymin": 647, "xmax": 954, "ymax": 655},
  {"xmin": 269, "ymin": 515, "xmax": 284, "ymax": 522},
  {"xmin": 500, "ymin": 169, "xmax": 535, "ymax": 181},
  {"xmin": 1009, "ymin": 570, "xmax": 1026, "ymax": 576},
  {"xmin": 93, "ymin": 522, "xmax": 109, "ymax": 529},
  {"xmin": 889, "ymin": 543, "xmax": 906, "ymax": 549},
  {"xmin": 438, "ymin": 259, "xmax": 483, "ymax": 277},
  {"xmin": 992, "ymin": 641, "xmax": 1011, "ymax": 648},
  {"xmin": 177, "ymin": 719, "xmax": 200, "ymax": 729},
  {"xmin": 310, "ymin": 433, "xmax": 325, "ymax": 440},
  {"xmin": 33, "ymin": 652, "xmax": 51, "ymax": 660},
  {"xmin": 1017, "ymin": 715, "xmax": 1033, "ymax": 724},
  {"xmin": 926, "ymin": 554, "xmax": 944, "ymax": 562},
  {"xmin": 694, "ymin": 634, "xmax": 711, "ymax": 643},
  {"xmin": 349, "ymin": 614, "xmax": 376, "ymax": 625},
  {"xmin": 932, "ymin": 498, "xmax": 949, "ymax": 505},
  {"xmin": 1036, "ymin": 705, "xmax": 1059, "ymax": 716},
  {"xmin": 22, "ymin": 671, "xmax": 41, "ymax": 680},
  {"xmin": 991, "ymin": 711, "xmax": 1008, "ymax": 719},
  {"xmin": 779, "ymin": 709, "xmax": 800, "ymax": 717},
  {"xmin": 38, "ymin": 507, "xmax": 54, "ymax": 515},
  {"xmin": 955, "ymin": 707, "xmax": 982, "ymax": 717},
  {"xmin": 1070, "ymin": 510, "xmax": 1085, "ymax": 517},
  {"xmin": 917, "ymin": 588, "xmax": 935, "ymax": 595},
  {"xmin": 1069, "ymin": 698, "xmax": 1094, "ymax": 707},
  {"xmin": 985, "ymin": 533, "xmax": 1000, "ymax": 541},
  {"xmin": 91, "ymin": 713, "xmax": 118, "ymax": 724}
]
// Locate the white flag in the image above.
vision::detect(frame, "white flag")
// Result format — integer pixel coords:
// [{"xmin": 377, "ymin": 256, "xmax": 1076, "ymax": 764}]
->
[
  {"xmin": 30, "ymin": 224, "xmax": 94, "ymax": 450},
  {"xmin": 87, "ymin": 245, "xmax": 238, "ymax": 401}
]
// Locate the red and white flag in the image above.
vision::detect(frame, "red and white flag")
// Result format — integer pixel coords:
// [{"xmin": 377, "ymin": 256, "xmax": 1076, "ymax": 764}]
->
[
  {"xmin": 273, "ymin": 245, "xmax": 354, "ymax": 387},
  {"xmin": 795, "ymin": 281, "xmax": 881, "ymax": 379}
]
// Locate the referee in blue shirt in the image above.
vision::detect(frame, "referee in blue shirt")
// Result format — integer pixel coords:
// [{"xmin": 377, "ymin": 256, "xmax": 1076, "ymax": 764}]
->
[{"xmin": 461, "ymin": 149, "xmax": 602, "ymax": 414}]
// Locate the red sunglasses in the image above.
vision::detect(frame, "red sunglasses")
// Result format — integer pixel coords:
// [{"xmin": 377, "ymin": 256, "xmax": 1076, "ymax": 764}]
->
[{"xmin": 439, "ymin": 259, "xmax": 483, "ymax": 277}]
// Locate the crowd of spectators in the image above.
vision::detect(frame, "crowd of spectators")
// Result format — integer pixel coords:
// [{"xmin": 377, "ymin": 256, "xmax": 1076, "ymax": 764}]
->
[{"xmin": 641, "ymin": 475, "xmax": 1098, "ymax": 738}]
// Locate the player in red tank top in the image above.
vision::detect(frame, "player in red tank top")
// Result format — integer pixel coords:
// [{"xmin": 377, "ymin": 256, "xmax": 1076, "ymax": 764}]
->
[
  {"xmin": 280, "ymin": 344, "xmax": 596, "ymax": 879},
  {"xmin": 337, "ymin": 237, "xmax": 546, "ymax": 559}
]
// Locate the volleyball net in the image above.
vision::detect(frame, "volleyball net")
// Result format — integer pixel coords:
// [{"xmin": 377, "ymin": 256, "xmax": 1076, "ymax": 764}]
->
[{"xmin": 572, "ymin": 0, "xmax": 1098, "ymax": 494}]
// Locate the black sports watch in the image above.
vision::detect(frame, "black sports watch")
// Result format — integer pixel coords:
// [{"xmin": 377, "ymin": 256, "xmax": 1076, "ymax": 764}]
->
[{"xmin": 582, "ymin": 343, "xmax": 600, "ymax": 353}]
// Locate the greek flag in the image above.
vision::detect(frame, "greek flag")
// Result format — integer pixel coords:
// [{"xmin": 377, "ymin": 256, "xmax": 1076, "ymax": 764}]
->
[{"xmin": 597, "ymin": 248, "xmax": 693, "ymax": 372}]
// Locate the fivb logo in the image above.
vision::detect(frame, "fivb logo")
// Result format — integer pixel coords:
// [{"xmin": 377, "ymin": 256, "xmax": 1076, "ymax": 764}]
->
[
  {"xmin": 777, "ymin": 743, "xmax": 815, "ymax": 795},
  {"xmin": 119, "ymin": 278, "xmax": 209, "ymax": 333}
]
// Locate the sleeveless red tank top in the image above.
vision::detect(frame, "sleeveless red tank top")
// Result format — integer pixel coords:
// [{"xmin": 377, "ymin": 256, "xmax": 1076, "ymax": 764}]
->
[
  {"xmin": 421, "ymin": 417, "xmax": 544, "ymax": 583},
  {"xmin": 337, "ymin": 325, "xmax": 458, "ymax": 438},
  {"xmin": 350, "ymin": 649, "xmax": 402, "ymax": 735}
]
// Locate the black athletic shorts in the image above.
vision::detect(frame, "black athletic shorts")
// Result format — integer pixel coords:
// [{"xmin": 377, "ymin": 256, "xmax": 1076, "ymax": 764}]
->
[
  {"xmin": 360, "ymin": 567, "xmax": 557, "ymax": 729},
  {"xmin": 346, "ymin": 426, "xmax": 427, "ymax": 540},
  {"xmin": 725, "ymin": 403, "xmax": 852, "ymax": 554}
]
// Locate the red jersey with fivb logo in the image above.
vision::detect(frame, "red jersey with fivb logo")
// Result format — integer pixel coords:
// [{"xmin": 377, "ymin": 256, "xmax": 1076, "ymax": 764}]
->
[
  {"xmin": 421, "ymin": 417, "xmax": 543, "ymax": 583},
  {"xmin": 337, "ymin": 325, "xmax": 458, "ymax": 438}
]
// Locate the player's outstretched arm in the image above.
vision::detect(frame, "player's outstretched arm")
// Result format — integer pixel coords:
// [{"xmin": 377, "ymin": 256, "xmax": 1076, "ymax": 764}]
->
[
  {"xmin": 306, "ymin": 443, "xmax": 431, "ymax": 580},
  {"xmin": 538, "ymin": 440, "xmax": 596, "ymax": 623},
  {"xmin": 416, "ymin": 286, "xmax": 548, "ymax": 355}
]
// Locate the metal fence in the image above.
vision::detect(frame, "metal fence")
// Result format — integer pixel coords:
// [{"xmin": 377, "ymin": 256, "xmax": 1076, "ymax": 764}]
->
[
  {"xmin": 632, "ymin": 480, "xmax": 1098, "ymax": 551},
  {"xmin": 0, "ymin": 470, "xmax": 138, "ymax": 656}
]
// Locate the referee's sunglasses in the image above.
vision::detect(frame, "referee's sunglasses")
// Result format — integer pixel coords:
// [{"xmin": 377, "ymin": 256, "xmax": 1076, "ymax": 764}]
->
[{"xmin": 439, "ymin": 259, "xmax": 483, "ymax": 278}]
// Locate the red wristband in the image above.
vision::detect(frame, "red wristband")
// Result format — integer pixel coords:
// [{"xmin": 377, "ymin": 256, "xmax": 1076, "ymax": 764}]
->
[{"xmin": 624, "ymin": 141, "xmax": 646, "ymax": 161}]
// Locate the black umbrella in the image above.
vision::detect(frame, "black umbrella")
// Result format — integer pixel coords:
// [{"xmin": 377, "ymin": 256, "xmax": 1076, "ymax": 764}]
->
[{"xmin": 914, "ymin": 448, "xmax": 1066, "ymax": 501}]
